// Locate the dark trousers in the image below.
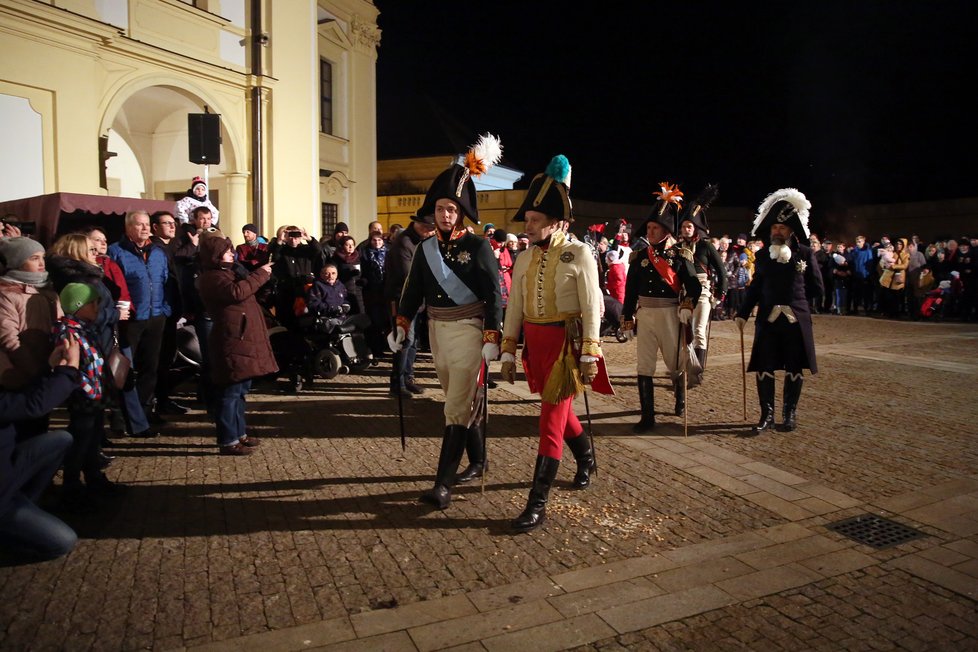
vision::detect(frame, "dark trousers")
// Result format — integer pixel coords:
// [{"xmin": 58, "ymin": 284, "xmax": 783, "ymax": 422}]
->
[
  {"xmin": 214, "ymin": 379, "xmax": 252, "ymax": 447},
  {"xmin": 154, "ymin": 314, "xmax": 179, "ymax": 403},
  {"xmin": 64, "ymin": 397, "xmax": 105, "ymax": 487},
  {"xmin": 391, "ymin": 316, "xmax": 417, "ymax": 388},
  {"xmin": 194, "ymin": 317, "xmax": 214, "ymax": 405},
  {"xmin": 121, "ymin": 315, "xmax": 167, "ymax": 408},
  {"xmin": 0, "ymin": 431, "xmax": 77, "ymax": 560}
]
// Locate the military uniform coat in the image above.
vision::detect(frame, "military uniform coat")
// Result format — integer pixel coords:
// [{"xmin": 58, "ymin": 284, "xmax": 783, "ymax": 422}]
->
[{"xmin": 738, "ymin": 243, "xmax": 823, "ymax": 373}]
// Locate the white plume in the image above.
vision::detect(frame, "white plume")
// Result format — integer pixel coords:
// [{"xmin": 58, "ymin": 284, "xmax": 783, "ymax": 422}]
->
[
  {"xmin": 751, "ymin": 187, "xmax": 811, "ymax": 238},
  {"xmin": 471, "ymin": 133, "xmax": 503, "ymax": 172}
]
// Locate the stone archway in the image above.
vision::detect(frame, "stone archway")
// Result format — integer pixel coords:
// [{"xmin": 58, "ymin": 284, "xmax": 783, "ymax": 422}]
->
[{"xmin": 98, "ymin": 78, "xmax": 250, "ymax": 232}]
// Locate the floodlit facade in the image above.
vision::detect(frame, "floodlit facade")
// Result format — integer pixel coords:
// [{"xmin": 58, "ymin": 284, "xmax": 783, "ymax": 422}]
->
[{"xmin": 0, "ymin": 0, "xmax": 380, "ymax": 239}]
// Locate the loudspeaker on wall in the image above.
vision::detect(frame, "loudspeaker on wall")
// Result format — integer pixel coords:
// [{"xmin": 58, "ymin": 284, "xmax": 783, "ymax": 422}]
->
[{"xmin": 188, "ymin": 113, "xmax": 222, "ymax": 164}]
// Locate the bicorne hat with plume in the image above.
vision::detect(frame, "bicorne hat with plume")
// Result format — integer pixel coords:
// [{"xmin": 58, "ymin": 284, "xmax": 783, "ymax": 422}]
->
[
  {"xmin": 750, "ymin": 188, "xmax": 811, "ymax": 241},
  {"xmin": 679, "ymin": 183, "xmax": 719, "ymax": 236},
  {"xmin": 413, "ymin": 134, "xmax": 503, "ymax": 225},
  {"xmin": 511, "ymin": 155, "xmax": 573, "ymax": 223},
  {"xmin": 639, "ymin": 181, "xmax": 684, "ymax": 236}
]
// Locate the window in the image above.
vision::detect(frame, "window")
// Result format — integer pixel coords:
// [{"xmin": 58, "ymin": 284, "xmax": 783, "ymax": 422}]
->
[
  {"xmin": 321, "ymin": 202, "xmax": 338, "ymax": 236},
  {"xmin": 320, "ymin": 59, "xmax": 333, "ymax": 134}
]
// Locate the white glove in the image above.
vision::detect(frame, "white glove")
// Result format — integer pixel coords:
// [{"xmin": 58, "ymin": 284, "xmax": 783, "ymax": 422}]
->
[
  {"xmin": 678, "ymin": 307, "xmax": 693, "ymax": 325},
  {"xmin": 735, "ymin": 317, "xmax": 747, "ymax": 331},
  {"xmin": 387, "ymin": 326, "xmax": 406, "ymax": 352},
  {"xmin": 481, "ymin": 342, "xmax": 500, "ymax": 363},
  {"xmin": 175, "ymin": 317, "xmax": 188, "ymax": 329},
  {"xmin": 579, "ymin": 354, "xmax": 599, "ymax": 384},
  {"xmin": 500, "ymin": 352, "xmax": 516, "ymax": 384}
]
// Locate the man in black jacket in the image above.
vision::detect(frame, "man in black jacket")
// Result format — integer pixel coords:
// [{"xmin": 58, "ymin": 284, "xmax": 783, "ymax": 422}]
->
[
  {"xmin": 383, "ymin": 221, "xmax": 434, "ymax": 397},
  {"xmin": 389, "ymin": 134, "xmax": 504, "ymax": 509},
  {"xmin": 0, "ymin": 338, "xmax": 80, "ymax": 561},
  {"xmin": 736, "ymin": 188, "xmax": 824, "ymax": 436}
]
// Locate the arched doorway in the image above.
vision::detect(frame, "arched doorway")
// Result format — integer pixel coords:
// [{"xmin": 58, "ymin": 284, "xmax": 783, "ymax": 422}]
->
[{"xmin": 105, "ymin": 84, "xmax": 237, "ymax": 219}]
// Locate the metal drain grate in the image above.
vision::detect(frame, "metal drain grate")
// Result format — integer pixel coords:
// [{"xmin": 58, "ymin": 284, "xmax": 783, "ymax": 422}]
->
[{"xmin": 826, "ymin": 514, "xmax": 926, "ymax": 549}]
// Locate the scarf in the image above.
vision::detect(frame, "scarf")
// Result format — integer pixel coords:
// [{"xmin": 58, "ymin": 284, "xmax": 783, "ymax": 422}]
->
[
  {"xmin": 336, "ymin": 249, "xmax": 361, "ymax": 265},
  {"xmin": 53, "ymin": 317, "xmax": 104, "ymax": 400},
  {"xmin": 1, "ymin": 270, "xmax": 49, "ymax": 286}
]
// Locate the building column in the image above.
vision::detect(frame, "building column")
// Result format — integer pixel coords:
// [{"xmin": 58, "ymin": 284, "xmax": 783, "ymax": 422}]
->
[{"xmin": 225, "ymin": 171, "xmax": 249, "ymax": 237}]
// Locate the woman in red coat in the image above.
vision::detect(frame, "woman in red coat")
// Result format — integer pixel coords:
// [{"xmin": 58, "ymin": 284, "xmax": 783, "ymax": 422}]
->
[
  {"xmin": 605, "ymin": 249, "xmax": 626, "ymax": 305},
  {"xmin": 197, "ymin": 234, "xmax": 278, "ymax": 455}
]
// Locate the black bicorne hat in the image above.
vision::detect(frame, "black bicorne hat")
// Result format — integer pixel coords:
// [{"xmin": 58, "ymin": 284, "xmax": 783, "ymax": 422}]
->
[
  {"xmin": 751, "ymin": 188, "xmax": 811, "ymax": 241},
  {"xmin": 678, "ymin": 183, "xmax": 719, "ymax": 236},
  {"xmin": 412, "ymin": 134, "xmax": 503, "ymax": 226},
  {"xmin": 511, "ymin": 155, "xmax": 573, "ymax": 223},
  {"xmin": 638, "ymin": 182, "xmax": 684, "ymax": 236}
]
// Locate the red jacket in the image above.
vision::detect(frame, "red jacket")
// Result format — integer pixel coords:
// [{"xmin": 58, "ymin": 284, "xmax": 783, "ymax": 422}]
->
[{"xmin": 606, "ymin": 262, "xmax": 626, "ymax": 304}]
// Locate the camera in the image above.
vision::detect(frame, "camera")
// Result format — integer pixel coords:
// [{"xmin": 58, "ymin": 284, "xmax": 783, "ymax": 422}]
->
[
  {"xmin": 286, "ymin": 230, "xmax": 303, "ymax": 238},
  {"xmin": 1, "ymin": 219, "xmax": 36, "ymax": 235}
]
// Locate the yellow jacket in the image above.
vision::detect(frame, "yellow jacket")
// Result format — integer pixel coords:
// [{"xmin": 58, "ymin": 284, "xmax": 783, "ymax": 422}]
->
[{"xmin": 502, "ymin": 230, "xmax": 603, "ymax": 358}]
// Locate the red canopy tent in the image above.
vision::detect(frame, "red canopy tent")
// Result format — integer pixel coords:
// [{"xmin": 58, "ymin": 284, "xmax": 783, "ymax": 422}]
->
[{"xmin": 0, "ymin": 192, "xmax": 177, "ymax": 246}]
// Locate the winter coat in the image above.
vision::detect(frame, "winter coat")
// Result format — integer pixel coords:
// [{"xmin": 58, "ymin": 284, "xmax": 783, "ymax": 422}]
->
[
  {"xmin": 331, "ymin": 251, "xmax": 364, "ymax": 314},
  {"xmin": 879, "ymin": 241, "xmax": 910, "ymax": 291},
  {"xmin": 1, "ymin": 366, "xmax": 79, "ymax": 516},
  {"xmin": 46, "ymin": 255, "xmax": 119, "ymax": 354},
  {"xmin": 196, "ymin": 237, "xmax": 278, "ymax": 385},
  {"xmin": 106, "ymin": 237, "xmax": 171, "ymax": 320},
  {"xmin": 606, "ymin": 261, "xmax": 626, "ymax": 304},
  {"xmin": 0, "ymin": 278, "xmax": 62, "ymax": 389},
  {"xmin": 307, "ymin": 279, "xmax": 348, "ymax": 316}
]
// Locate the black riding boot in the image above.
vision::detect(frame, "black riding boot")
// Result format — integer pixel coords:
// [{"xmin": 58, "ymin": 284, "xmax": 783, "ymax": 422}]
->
[
  {"xmin": 782, "ymin": 375, "xmax": 804, "ymax": 432},
  {"xmin": 695, "ymin": 347, "xmax": 707, "ymax": 373},
  {"xmin": 749, "ymin": 374, "xmax": 776, "ymax": 436},
  {"xmin": 511, "ymin": 455, "xmax": 560, "ymax": 533},
  {"xmin": 419, "ymin": 425, "xmax": 468, "ymax": 509},
  {"xmin": 673, "ymin": 374, "xmax": 686, "ymax": 416},
  {"xmin": 454, "ymin": 424, "xmax": 487, "ymax": 484},
  {"xmin": 566, "ymin": 433, "xmax": 595, "ymax": 489},
  {"xmin": 633, "ymin": 375, "xmax": 656, "ymax": 433}
]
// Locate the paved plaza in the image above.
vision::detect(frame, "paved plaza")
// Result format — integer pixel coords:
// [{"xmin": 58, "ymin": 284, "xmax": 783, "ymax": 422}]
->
[{"xmin": 1, "ymin": 315, "xmax": 977, "ymax": 651}]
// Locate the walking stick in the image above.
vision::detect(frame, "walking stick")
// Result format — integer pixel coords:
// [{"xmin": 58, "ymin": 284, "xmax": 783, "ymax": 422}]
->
[
  {"xmin": 683, "ymin": 356, "xmax": 688, "ymax": 438},
  {"xmin": 583, "ymin": 388, "xmax": 597, "ymax": 477},
  {"xmin": 481, "ymin": 360, "xmax": 489, "ymax": 495},
  {"xmin": 391, "ymin": 312, "xmax": 406, "ymax": 452},
  {"xmin": 739, "ymin": 325, "xmax": 747, "ymax": 421}
]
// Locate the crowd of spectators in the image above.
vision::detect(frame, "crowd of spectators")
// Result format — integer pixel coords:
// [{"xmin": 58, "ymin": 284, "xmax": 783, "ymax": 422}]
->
[
  {"xmin": 587, "ymin": 226, "xmax": 977, "ymax": 324},
  {"xmin": 1, "ymin": 200, "xmax": 973, "ymax": 563}
]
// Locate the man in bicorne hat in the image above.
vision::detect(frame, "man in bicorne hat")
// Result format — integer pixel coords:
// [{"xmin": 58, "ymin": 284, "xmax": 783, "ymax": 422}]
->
[
  {"xmin": 389, "ymin": 135, "xmax": 503, "ymax": 509},
  {"xmin": 736, "ymin": 188, "xmax": 823, "ymax": 435},
  {"xmin": 621, "ymin": 183, "xmax": 701, "ymax": 433},
  {"xmin": 500, "ymin": 155, "xmax": 613, "ymax": 533},
  {"xmin": 677, "ymin": 184, "xmax": 727, "ymax": 382}
]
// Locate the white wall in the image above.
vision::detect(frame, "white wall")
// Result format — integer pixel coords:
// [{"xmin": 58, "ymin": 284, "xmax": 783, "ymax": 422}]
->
[{"xmin": 0, "ymin": 94, "xmax": 43, "ymax": 202}]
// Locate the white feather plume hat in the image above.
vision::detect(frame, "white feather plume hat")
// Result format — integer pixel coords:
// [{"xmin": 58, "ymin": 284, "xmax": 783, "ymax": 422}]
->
[
  {"xmin": 413, "ymin": 133, "xmax": 503, "ymax": 225},
  {"xmin": 751, "ymin": 188, "xmax": 811, "ymax": 240}
]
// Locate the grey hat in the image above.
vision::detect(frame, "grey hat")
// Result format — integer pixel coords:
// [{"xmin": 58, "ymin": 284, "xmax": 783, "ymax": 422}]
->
[{"xmin": 0, "ymin": 237, "xmax": 44, "ymax": 271}]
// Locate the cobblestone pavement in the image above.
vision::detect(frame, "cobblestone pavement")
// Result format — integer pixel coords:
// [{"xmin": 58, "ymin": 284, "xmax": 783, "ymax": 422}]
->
[{"xmin": 0, "ymin": 315, "xmax": 976, "ymax": 651}]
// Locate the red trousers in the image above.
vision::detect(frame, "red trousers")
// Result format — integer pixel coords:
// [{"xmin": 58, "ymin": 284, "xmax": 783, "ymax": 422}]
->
[{"xmin": 523, "ymin": 322, "xmax": 584, "ymax": 459}]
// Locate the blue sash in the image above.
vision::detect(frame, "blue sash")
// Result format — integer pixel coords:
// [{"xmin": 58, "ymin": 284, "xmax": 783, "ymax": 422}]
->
[{"xmin": 422, "ymin": 236, "xmax": 478, "ymax": 305}]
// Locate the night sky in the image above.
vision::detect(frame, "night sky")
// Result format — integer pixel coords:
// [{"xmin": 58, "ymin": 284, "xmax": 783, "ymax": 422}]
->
[{"xmin": 373, "ymin": 1, "xmax": 974, "ymax": 212}]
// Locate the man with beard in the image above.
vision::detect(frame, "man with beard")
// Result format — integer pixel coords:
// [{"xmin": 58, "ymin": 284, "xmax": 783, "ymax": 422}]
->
[
  {"xmin": 389, "ymin": 134, "xmax": 503, "ymax": 509},
  {"xmin": 621, "ymin": 183, "xmax": 702, "ymax": 433},
  {"xmin": 499, "ymin": 155, "xmax": 614, "ymax": 533},
  {"xmin": 736, "ymin": 188, "xmax": 823, "ymax": 435},
  {"xmin": 676, "ymin": 184, "xmax": 726, "ymax": 382}
]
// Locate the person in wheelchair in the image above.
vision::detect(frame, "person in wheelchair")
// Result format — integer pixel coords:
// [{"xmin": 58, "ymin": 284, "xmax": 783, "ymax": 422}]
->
[{"xmin": 306, "ymin": 263, "xmax": 369, "ymax": 334}]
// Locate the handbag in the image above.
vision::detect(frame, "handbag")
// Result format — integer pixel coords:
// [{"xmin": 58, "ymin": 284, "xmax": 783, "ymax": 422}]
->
[{"xmin": 105, "ymin": 328, "xmax": 131, "ymax": 391}]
